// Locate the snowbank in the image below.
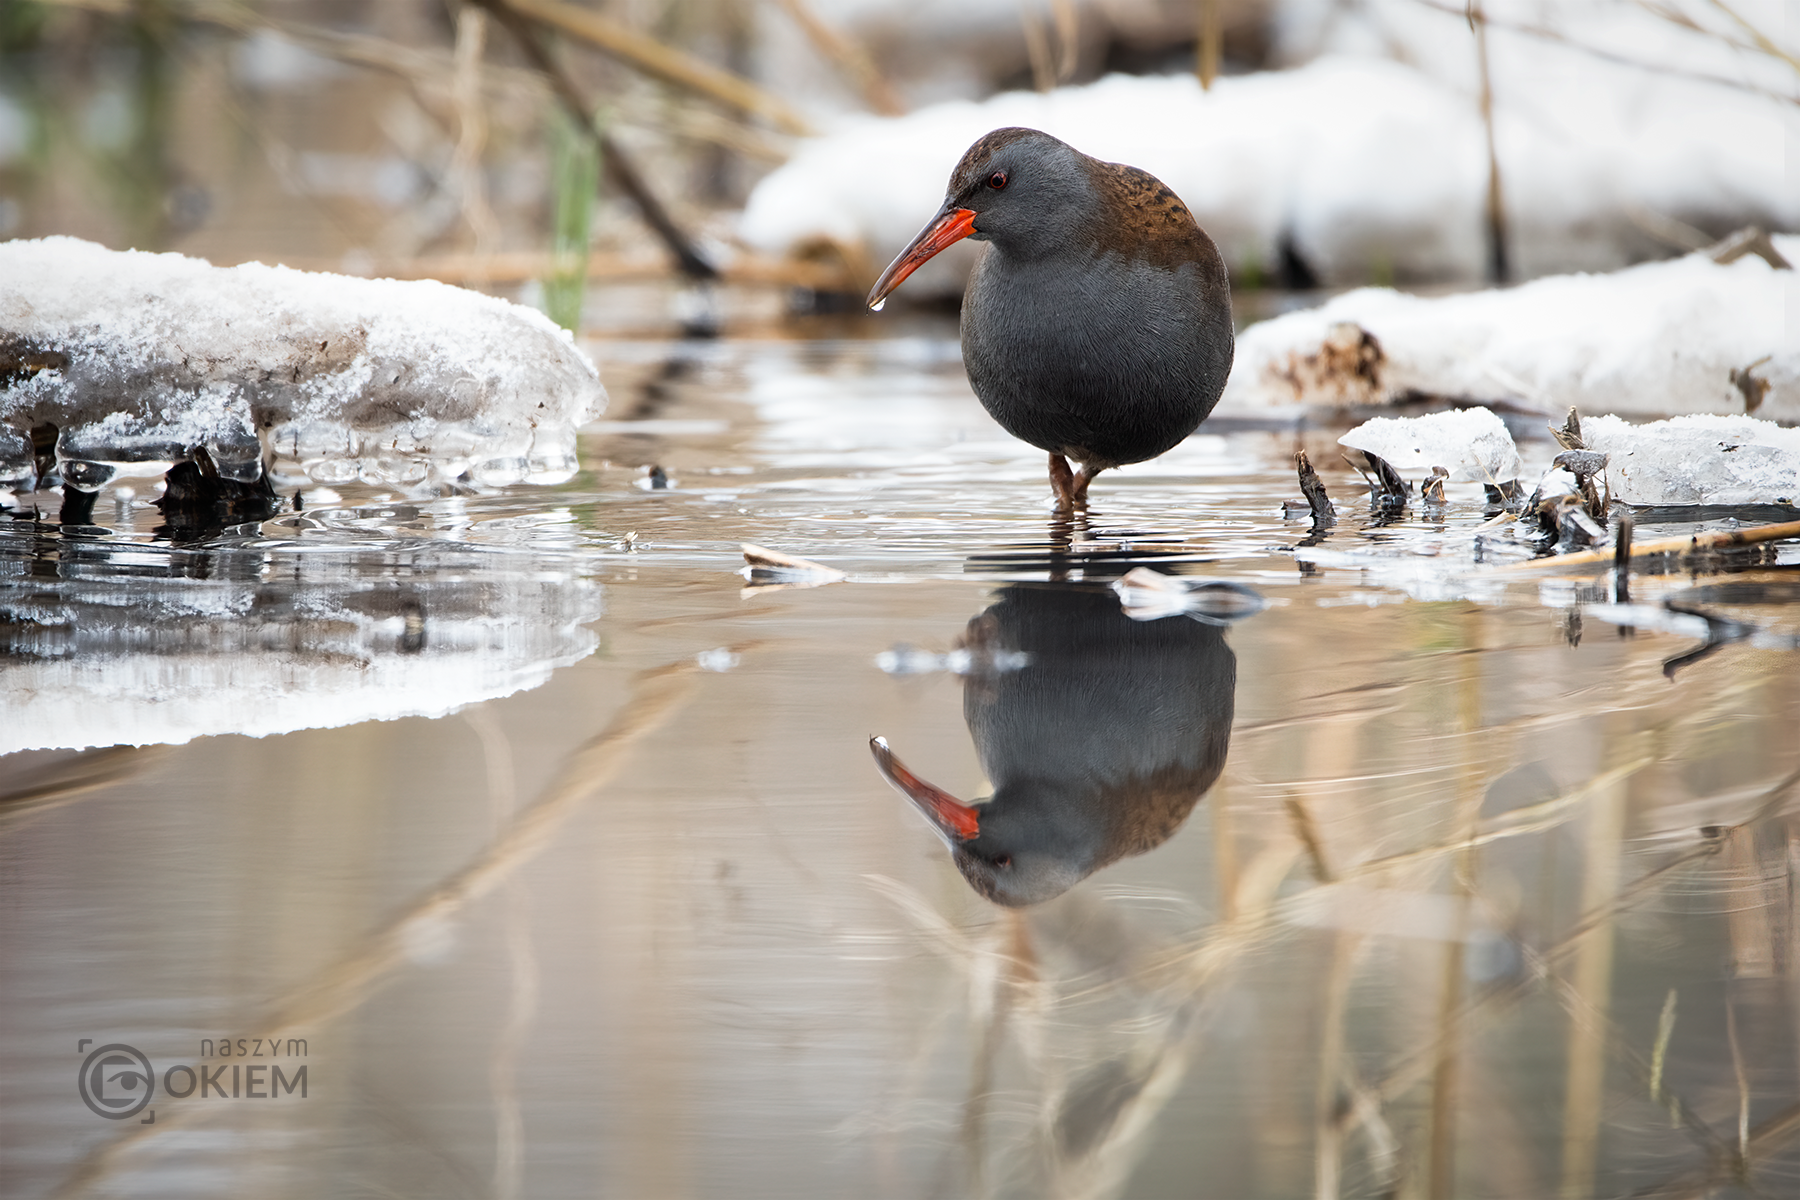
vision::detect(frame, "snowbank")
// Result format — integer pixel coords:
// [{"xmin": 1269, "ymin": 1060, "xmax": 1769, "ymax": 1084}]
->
[
  {"xmin": 740, "ymin": 41, "xmax": 1799, "ymax": 291},
  {"xmin": 742, "ymin": 59, "xmax": 1488, "ymax": 293},
  {"xmin": 0, "ymin": 237, "xmax": 607, "ymax": 492},
  {"xmin": 1220, "ymin": 240, "xmax": 1800, "ymax": 421}
]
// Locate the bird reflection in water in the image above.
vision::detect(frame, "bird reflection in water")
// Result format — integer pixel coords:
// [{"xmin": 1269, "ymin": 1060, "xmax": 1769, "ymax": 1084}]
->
[{"xmin": 872, "ymin": 578, "xmax": 1258, "ymax": 905}]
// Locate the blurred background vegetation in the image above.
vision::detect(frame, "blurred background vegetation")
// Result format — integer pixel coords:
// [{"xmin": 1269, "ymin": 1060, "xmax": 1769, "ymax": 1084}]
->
[{"xmin": 0, "ymin": 0, "xmax": 1791, "ymax": 333}]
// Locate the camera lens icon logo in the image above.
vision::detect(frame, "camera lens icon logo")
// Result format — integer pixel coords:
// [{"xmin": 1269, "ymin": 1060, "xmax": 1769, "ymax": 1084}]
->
[{"xmin": 78, "ymin": 1044, "xmax": 155, "ymax": 1120}]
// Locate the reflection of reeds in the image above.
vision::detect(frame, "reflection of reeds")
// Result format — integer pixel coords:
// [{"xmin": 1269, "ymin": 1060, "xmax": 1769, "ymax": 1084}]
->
[
  {"xmin": 1558, "ymin": 763, "xmax": 1626, "ymax": 1199},
  {"xmin": 51, "ymin": 653, "xmax": 726, "ymax": 1199},
  {"xmin": 0, "ymin": 744, "xmax": 169, "ymax": 834},
  {"xmin": 873, "ymin": 601, "xmax": 1800, "ymax": 1198},
  {"xmin": 464, "ymin": 707, "xmax": 534, "ymax": 1200}
]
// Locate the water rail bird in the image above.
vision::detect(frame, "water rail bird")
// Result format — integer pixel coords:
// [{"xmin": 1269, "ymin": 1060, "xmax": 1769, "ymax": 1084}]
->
[{"xmin": 867, "ymin": 128, "xmax": 1234, "ymax": 509}]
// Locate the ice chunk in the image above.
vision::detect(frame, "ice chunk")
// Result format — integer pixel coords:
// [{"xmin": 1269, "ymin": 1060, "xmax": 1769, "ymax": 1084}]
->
[
  {"xmin": 0, "ymin": 537, "xmax": 603, "ymax": 754},
  {"xmin": 0, "ymin": 237, "xmax": 606, "ymax": 491},
  {"xmin": 1581, "ymin": 414, "xmax": 1800, "ymax": 506},
  {"xmin": 1338, "ymin": 407, "xmax": 1521, "ymax": 484}
]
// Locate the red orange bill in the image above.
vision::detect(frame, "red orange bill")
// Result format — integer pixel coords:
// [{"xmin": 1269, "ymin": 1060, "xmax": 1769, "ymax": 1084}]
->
[{"xmin": 866, "ymin": 204, "xmax": 977, "ymax": 310}]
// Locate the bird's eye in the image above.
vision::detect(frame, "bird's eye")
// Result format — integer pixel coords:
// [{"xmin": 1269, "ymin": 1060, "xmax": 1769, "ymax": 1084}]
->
[
  {"xmin": 987, "ymin": 170, "xmax": 1008, "ymax": 190},
  {"xmin": 995, "ymin": 855, "xmax": 1012, "ymax": 868}
]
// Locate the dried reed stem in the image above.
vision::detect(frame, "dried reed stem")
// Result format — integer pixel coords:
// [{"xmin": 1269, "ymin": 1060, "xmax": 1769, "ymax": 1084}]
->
[
  {"xmin": 773, "ymin": 0, "xmax": 904, "ymax": 115},
  {"xmin": 449, "ymin": 6, "xmax": 499, "ymax": 285},
  {"xmin": 1556, "ymin": 764, "xmax": 1627, "ymax": 1199},
  {"xmin": 503, "ymin": 0, "xmax": 814, "ymax": 134},
  {"xmin": 1468, "ymin": 1, "xmax": 1511, "ymax": 283},
  {"xmin": 1197, "ymin": 0, "xmax": 1222, "ymax": 90},
  {"xmin": 1494, "ymin": 519, "xmax": 1800, "ymax": 574}
]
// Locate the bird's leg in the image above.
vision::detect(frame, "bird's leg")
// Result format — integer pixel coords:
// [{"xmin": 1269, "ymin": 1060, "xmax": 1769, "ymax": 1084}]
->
[
  {"xmin": 1070, "ymin": 464, "xmax": 1105, "ymax": 504},
  {"xmin": 1048, "ymin": 453, "xmax": 1079, "ymax": 510}
]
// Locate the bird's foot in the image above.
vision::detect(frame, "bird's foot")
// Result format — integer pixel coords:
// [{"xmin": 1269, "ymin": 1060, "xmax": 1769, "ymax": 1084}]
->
[
  {"xmin": 1048, "ymin": 455, "xmax": 1104, "ymax": 511},
  {"xmin": 1070, "ymin": 465, "xmax": 1103, "ymax": 504},
  {"xmin": 1049, "ymin": 453, "xmax": 1080, "ymax": 511}
]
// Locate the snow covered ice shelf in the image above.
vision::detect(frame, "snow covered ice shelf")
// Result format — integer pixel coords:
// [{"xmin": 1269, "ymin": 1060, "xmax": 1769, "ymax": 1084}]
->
[
  {"xmin": 0, "ymin": 237, "xmax": 607, "ymax": 493},
  {"xmin": 1220, "ymin": 238, "xmax": 1800, "ymax": 422},
  {"xmin": 1583, "ymin": 414, "xmax": 1800, "ymax": 507}
]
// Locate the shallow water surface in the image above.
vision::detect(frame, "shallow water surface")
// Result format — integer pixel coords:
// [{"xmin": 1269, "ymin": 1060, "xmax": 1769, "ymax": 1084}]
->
[{"xmin": 5, "ymin": 331, "xmax": 1800, "ymax": 1199}]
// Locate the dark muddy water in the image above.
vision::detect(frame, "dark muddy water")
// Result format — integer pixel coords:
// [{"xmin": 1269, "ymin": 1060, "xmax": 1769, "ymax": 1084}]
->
[{"xmin": 5, "ymin": 329, "xmax": 1800, "ymax": 1200}]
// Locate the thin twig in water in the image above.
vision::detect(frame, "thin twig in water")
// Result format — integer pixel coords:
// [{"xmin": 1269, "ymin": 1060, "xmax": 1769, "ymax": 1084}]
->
[{"xmin": 1492, "ymin": 518, "xmax": 1800, "ymax": 573}]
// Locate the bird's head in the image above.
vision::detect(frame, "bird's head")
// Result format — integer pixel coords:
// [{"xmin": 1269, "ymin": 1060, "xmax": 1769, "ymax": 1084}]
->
[
  {"xmin": 869, "ymin": 735, "xmax": 1092, "ymax": 907},
  {"xmin": 867, "ymin": 128, "xmax": 1099, "ymax": 309}
]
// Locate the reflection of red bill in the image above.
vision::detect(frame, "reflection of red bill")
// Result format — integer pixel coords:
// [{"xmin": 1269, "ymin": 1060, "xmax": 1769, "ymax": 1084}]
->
[
  {"xmin": 866, "ymin": 204, "xmax": 978, "ymax": 311},
  {"xmin": 869, "ymin": 736, "xmax": 980, "ymax": 841}
]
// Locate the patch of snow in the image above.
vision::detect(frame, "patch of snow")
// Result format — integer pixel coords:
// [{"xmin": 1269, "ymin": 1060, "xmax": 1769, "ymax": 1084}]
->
[
  {"xmin": 1279, "ymin": 0, "xmax": 1800, "ymax": 278},
  {"xmin": 1583, "ymin": 413, "xmax": 1800, "ymax": 506},
  {"xmin": 742, "ymin": 59, "xmax": 1489, "ymax": 292},
  {"xmin": 1339, "ymin": 408, "xmax": 1522, "ymax": 484},
  {"xmin": 0, "ymin": 236, "xmax": 606, "ymax": 492},
  {"xmin": 1222, "ymin": 241, "xmax": 1800, "ymax": 421},
  {"xmin": 741, "ymin": 15, "xmax": 1800, "ymax": 291}
]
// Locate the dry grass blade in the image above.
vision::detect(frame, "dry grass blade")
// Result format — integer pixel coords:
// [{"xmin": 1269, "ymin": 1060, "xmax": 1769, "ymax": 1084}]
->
[
  {"xmin": 1197, "ymin": 0, "xmax": 1222, "ymax": 89},
  {"xmin": 448, "ymin": 6, "xmax": 499, "ymax": 275},
  {"xmin": 1702, "ymin": 0, "xmax": 1800, "ymax": 74},
  {"xmin": 1342, "ymin": 756, "xmax": 1655, "ymax": 878}
]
